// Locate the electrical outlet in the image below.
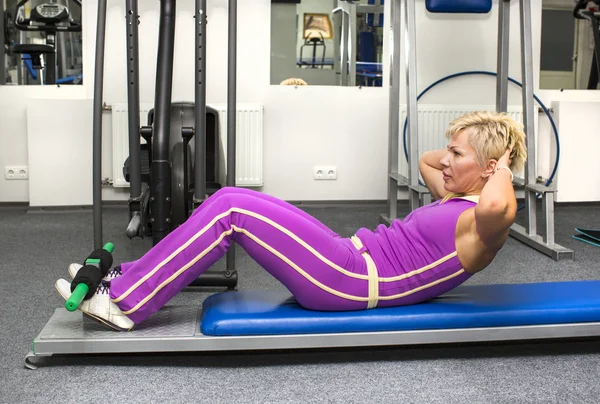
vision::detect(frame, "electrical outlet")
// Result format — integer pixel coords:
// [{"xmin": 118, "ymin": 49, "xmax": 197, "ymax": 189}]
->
[
  {"xmin": 313, "ymin": 166, "xmax": 337, "ymax": 180},
  {"xmin": 5, "ymin": 166, "xmax": 29, "ymax": 180}
]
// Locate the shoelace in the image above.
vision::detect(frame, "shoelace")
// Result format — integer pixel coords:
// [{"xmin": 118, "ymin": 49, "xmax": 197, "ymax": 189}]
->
[
  {"xmin": 96, "ymin": 280, "xmax": 111, "ymax": 295},
  {"xmin": 106, "ymin": 266, "xmax": 122, "ymax": 278}
]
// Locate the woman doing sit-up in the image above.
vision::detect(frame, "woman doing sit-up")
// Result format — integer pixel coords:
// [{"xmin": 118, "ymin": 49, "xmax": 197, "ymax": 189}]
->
[{"xmin": 57, "ymin": 111, "xmax": 527, "ymax": 331}]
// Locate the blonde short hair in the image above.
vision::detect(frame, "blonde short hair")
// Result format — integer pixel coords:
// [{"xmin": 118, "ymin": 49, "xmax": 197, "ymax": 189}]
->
[
  {"xmin": 445, "ymin": 111, "xmax": 527, "ymax": 173},
  {"xmin": 280, "ymin": 78, "xmax": 307, "ymax": 86}
]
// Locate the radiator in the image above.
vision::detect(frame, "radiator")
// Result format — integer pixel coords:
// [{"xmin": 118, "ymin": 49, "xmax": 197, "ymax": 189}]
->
[
  {"xmin": 397, "ymin": 105, "xmax": 536, "ymax": 179},
  {"xmin": 209, "ymin": 103, "xmax": 264, "ymax": 187},
  {"xmin": 111, "ymin": 103, "xmax": 154, "ymax": 187},
  {"xmin": 111, "ymin": 103, "xmax": 264, "ymax": 188}
]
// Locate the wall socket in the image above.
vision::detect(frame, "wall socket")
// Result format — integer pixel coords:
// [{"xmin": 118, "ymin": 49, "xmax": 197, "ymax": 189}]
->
[
  {"xmin": 313, "ymin": 166, "xmax": 337, "ymax": 180},
  {"xmin": 5, "ymin": 166, "xmax": 29, "ymax": 180}
]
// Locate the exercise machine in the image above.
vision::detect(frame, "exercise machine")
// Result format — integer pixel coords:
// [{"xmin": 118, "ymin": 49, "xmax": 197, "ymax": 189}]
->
[
  {"xmin": 298, "ymin": 33, "xmax": 329, "ymax": 69},
  {"xmin": 574, "ymin": 0, "xmax": 600, "ymax": 89},
  {"xmin": 381, "ymin": 0, "xmax": 574, "ymax": 261},
  {"xmin": 25, "ymin": 0, "xmax": 600, "ymax": 370},
  {"xmin": 6, "ymin": 0, "xmax": 82, "ymax": 85},
  {"xmin": 333, "ymin": 0, "xmax": 384, "ymax": 86},
  {"xmin": 93, "ymin": 0, "xmax": 236, "ymax": 289}
]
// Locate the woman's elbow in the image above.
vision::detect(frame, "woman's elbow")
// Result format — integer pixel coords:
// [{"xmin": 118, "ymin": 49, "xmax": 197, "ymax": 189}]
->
[{"xmin": 478, "ymin": 199, "xmax": 516, "ymax": 222}]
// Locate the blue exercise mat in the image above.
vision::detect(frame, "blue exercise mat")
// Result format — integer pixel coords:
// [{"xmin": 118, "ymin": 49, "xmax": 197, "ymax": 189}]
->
[{"xmin": 200, "ymin": 281, "xmax": 600, "ymax": 336}]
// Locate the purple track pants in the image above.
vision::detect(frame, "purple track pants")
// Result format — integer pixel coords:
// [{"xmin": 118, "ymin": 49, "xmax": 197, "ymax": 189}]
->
[{"xmin": 110, "ymin": 187, "xmax": 376, "ymax": 324}]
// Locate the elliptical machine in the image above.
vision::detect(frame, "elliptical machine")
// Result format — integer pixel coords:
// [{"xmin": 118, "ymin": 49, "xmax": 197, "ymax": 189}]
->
[
  {"xmin": 8, "ymin": 0, "xmax": 82, "ymax": 85},
  {"xmin": 122, "ymin": 102, "xmax": 222, "ymax": 240},
  {"xmin": 92, "ymin": 0, "xmax": 239, "ymax": 290},
  {"xmin": 574, "ymin": 0, "xmax": 600, "ymax": 89}
]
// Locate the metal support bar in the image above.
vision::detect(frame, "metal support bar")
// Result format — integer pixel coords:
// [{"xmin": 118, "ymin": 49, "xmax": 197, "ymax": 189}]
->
[
  {"xmin": 349, "ymin": 3, "xmax": 357, "ymax": 86},
  {"xmin": 405, "ymin": 0, "xmax": 420, "ymax": 212},
  {"xmin": 509, "ymin": 223, "xmax": 575, "ymax": 260},
  {"xmin": 588, "ymin": 12, "xmax": 600, "ymax": 89},
  {"xmin": 187, "ymin": 268, "xmax": 238, "ymax": 288},
  {"xmin": 520, "ymin": 0, "xmax": 536, "ymax": 195},
  {"xmin": 194, "ymin": 0, "xmax": 207, "ymax": 204},
  {"xmin": 92, "ymin": 0, "xmax": 108, "ymax": 250},
  {"xmin": 341, "ymin": 10, "xmax": 350, "ymax": 85},
  {"xmin": 42, "ymin": 44, "xmax": 56, "ymax": 85},
  {"xmin": 150, "ymin": 0, "xmax": 177, "ymax": 245},
  {"xmin": 0, "ymin": 0, "xmax": 4, "ymax": 85},
  {"xmin": 126, "ymin": 0, "xmax": 143, "ymax": 237},
  {"xmin": 381, "ymin": 0, "xmax": 402, "ymax": 225},
  {"xmin": 496, "ymin": 0, "xmax": 510, "ymax": 112},
  {"xmin": 543, "ymin": 191, "xmax": 554, "ymax": 245},
  {"xmin": 520, "ymin": 0, "xmax": 538, "ymax": 239},
  {"xmin": 126, "ymin": 0, "xmax": 142, "ymax": 199},
  {"xmin": 226, "ymin": 0, "xmax": 238, "ymax": 276},
  {"xmin": 505, "ymin": 0, "xmax": 573, "ymax": 261},
  {"xmin": 57, "ymin": 0, "xmax": 69, "ymax": 78},
  {"xmin": 332, "ymin": 1, "xmax": 342, "ymax": 83}
]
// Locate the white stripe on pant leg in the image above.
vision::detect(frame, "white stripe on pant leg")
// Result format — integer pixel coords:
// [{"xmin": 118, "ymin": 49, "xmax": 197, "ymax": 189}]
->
[{"xmin": 120, "ymin": 225, "xmax": 375, "ymax": 315}]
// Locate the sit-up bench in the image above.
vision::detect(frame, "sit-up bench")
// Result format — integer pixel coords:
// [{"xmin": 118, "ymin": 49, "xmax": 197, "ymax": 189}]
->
[{"xmin": 25, "ymin": 281, "xmax": 600, "ymax": 369}]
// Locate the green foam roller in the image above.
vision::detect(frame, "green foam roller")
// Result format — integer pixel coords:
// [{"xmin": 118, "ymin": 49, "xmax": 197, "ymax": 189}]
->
[{"xmin": 66, "ymin": 283, "xmax": 89, "ymax": 312}]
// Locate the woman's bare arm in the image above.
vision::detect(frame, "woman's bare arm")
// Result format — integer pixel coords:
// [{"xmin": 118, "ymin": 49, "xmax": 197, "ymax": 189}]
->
[
  {"xmin": 419, "ymin": 150, "xmax": 449, "ymax": 200},
  {"xmin": 474, "ymin": 149, "xmax": 517, "ymax": 245}
]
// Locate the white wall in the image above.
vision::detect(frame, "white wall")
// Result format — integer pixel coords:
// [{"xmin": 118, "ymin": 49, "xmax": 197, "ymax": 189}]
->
[
  {"xmin": 551, "ymin": 100, "xmax": 600, "ymax": 202},
  {"xmin": 2, "ymin": 0, "xmax": 600, "ymax": 206}
]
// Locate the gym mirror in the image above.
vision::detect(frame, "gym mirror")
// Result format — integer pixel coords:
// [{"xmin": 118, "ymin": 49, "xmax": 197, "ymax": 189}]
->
[
  {"xmin": 539, "ymin": 0, "xmax": 599, "ymax": 90},
  {"xmin": 1, "ymin": 0, "xmax": 83, "ymax": 86},
  {"xmin": 270, "ymin": 0, "xmax": 384, "ymax": 87}
]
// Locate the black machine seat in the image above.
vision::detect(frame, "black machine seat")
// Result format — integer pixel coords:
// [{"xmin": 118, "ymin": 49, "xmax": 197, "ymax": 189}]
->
[
  {"xmin": 12, "ymin": 44, "xmax": 55, "ymax": 54},
  {"xmin": 12, "ymin": 44, "xmax": 55, "ymax": 69}
]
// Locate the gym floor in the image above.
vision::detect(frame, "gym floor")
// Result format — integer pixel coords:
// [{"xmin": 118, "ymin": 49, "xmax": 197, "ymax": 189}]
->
[{"xmin": 2, "ymin": 201, "xmax": 600, "ymax": 403}]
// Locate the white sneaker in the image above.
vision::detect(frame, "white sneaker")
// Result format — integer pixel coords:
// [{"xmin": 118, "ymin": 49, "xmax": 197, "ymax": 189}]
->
[
  {"xmin": 68, "ymin": 263, "xmax": 122, "ymax": 281},
  {"xmin": 55, "ymin": 278, "xmax": 135, "ymax": 331}
]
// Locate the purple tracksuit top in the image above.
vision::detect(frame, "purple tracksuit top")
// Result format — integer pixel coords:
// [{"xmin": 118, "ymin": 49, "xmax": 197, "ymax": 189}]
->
[{"xmin": 355, "ymin": 196, "xmax": 479, "ymax": 303}]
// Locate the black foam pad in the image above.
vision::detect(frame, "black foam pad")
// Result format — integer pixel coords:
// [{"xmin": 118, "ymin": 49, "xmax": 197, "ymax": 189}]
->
[
  {"xmin": 71, "ymin": 265, "xmax": 104, "ymax": 299},
  {"xmin": 85, "ymin": 249, "xmax": 113, "ymax": 277}
]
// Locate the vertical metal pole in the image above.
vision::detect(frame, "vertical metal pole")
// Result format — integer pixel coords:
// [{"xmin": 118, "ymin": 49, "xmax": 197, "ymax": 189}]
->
[
  {"xmin": 341, "ymin": 10, "xmax": 349, "ymax": 86},
  {"xmin": 520, "ymin": 0, "xmax": 537, "ymax": 237},
  {"xmin": 349, "ymin": 3, "xmax": 357, "ymax": 86},
  {"xmin": 496, "ymin": 0, "xmax": 510, "ymax": 112},
  {"xmin": 151, "ymin": 0, "xmax": 177, "ymax": 245},
  {"xmin": 386, "ymin": 0, "xmax": 401, "ymax": 222},
  {"xmin": 588, "ymin": 15, "xmax": 600, "ymax": 89},
  {"xmin": 46, "ymin": 44, "xmax": 56, "ymax": 84},
  {"xmin": 405, "ymin": 0, "xmax": 419, "ymax": 212},
  {"xmin": 58, "ymin": 33, "xmax": 68, "ymax": 79},
  {"xmin": 543, "ymin": 192, "xmax": 554, "ymax": 244},
  {"xmin": 57, "ymin": 0, "xmax": 69, "ymax": 80},
  {"xmin": 20, "ymin": 30, "xmax": 26, "ymax": 84},
  {"xmin": 333, "ymin": 1, "xmax": 342, "ymax": 85},
  {"xmin": 92, "ymin": 0, "xmax": 108, "ymax": 250},
  {"xmin": 226, "ymin": 0, "xmax": 237, "ymax": 271},
  {"xmin": 126, "ymin": 0, "xmax": 142, "ymax": 202},
  {"xmin": 0, "ymin": 0, "xmax": 5, "ymax": 85},
  {"xmin": 194, "ymin": 0, "xmax": 207, "ymax": 203}
]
